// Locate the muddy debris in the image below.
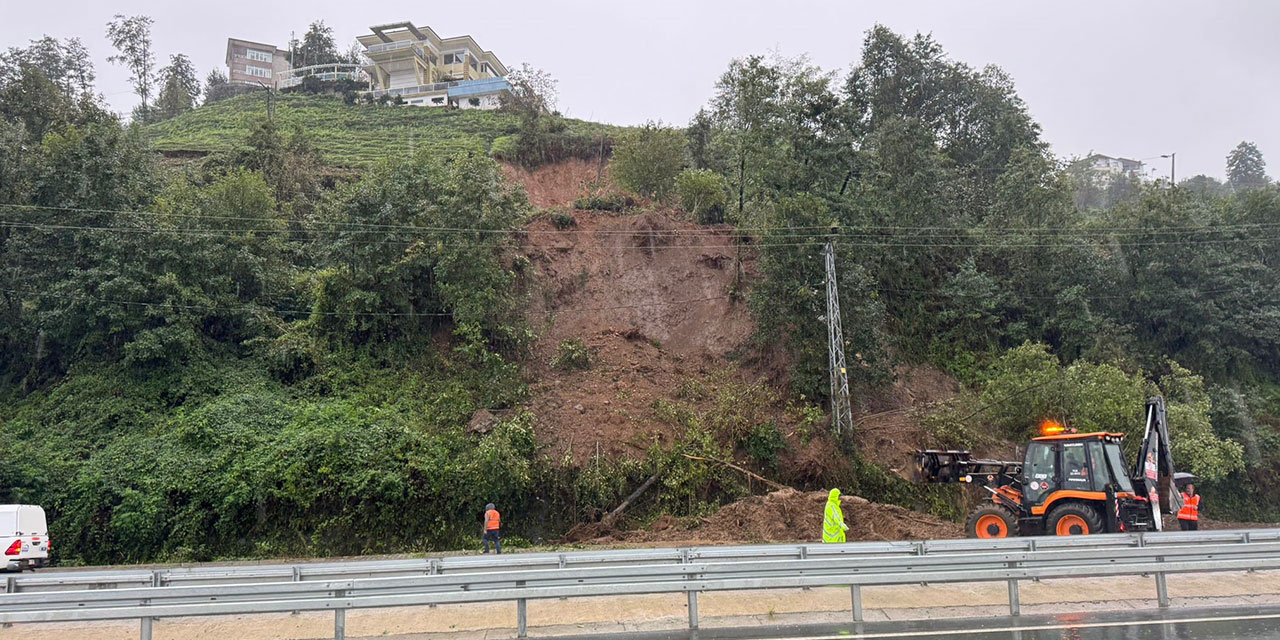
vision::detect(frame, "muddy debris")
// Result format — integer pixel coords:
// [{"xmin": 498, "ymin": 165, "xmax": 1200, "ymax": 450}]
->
[{"xmin": 562, "ymin": 488, "xmax": 962, "ymax": 545}]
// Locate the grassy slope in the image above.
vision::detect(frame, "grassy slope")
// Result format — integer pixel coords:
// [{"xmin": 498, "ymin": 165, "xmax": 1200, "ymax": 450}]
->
[{"xmin": 145, "ymin": 92, "xmax": 618, "ymax": 168}]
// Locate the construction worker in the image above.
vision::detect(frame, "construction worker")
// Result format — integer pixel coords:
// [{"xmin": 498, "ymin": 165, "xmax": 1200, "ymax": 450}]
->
[
  {"xmin": 1177, "ymin": 483, "xmax": 1200, "ymax": 531},
  {"xmin": 482, "ymin": 502, "xmax": 502, "ymax": 553},
  {"xmin": 822, "ymin": 489, "xmax": 849, "ymax": 543}
]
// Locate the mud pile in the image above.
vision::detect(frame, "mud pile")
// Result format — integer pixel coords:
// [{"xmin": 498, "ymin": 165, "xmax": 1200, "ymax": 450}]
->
[{"xmin": 563, "ymin": 488, "xmax": 962, "ymax": 545}]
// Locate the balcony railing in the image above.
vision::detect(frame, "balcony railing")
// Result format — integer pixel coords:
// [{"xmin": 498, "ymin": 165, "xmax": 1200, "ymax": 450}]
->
[
  {"xmin": 278, "ymin": 64, "xmax": 368, "ymax": 89},
  {"xmin": 364, "ymin": 77, "xmax": 510, "ymax": 100},
  {"xmin": 365, "ymin": 40, "xmax": 418, "ymax": 54}
]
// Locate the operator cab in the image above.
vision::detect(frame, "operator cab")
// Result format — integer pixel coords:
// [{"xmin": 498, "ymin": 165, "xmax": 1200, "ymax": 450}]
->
[{"xmin": 1022, "ymin": 432, "xmax": 1135, "ymax": 506}]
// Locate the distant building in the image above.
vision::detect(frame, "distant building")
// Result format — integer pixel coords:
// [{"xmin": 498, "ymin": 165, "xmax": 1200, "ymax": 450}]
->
[
  {"xmin": 1084, "ymin": 154, "xmax": 1145, "ymax": 179},
  {"xmin": 357, "ymin": 21, "xmax": 510, "ymax": 108},
  {"xmin": 225, "ymin": 38, "xmax": 290, "ymax": 88}
]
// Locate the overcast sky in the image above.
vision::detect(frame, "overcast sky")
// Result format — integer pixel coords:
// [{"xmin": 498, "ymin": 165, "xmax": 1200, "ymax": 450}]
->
[{"xmin": 4, "ymin": 0, "xmax": 1276, "ymax": 180}]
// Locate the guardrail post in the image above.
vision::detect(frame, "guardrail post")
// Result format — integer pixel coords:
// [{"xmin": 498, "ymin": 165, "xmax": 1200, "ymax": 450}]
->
[
  {"xmin": 800, "ymin": 545, "xmax": 811, "ymax": 591},
  {"xmin": 428, "ymin": 560, "xmax": 439, "ymax": 608},
  {"xmin": 334, "ymin": 589, "xmax": 346, "ymax": 640},
  {"xmin": 850, "ymin": 584, "xmax": 863, "ymax": 622},
  {"xmin": 682, "ymin": 549, "xmax": 699, "ymax": 631},
  {"xmin": 291, "ymin": 566, "xmax": 302, "ymax": 615},
  {"xmin": 1006, "ymin": 561, "xmax": 1020, "ymax": 616},
  {"xmin": 139, "ymin": 570, "xmax": 161, "ymax": 640},
  {"xmin": 1155, "ymin": 570, "xmax": 1169, "ymax": 608},
  {"xmin": 1, "ymin": 575, "xmax": 12, "ymax": 628},
  {"xmin": 516, "ymin": 580, "xmax": 528, "ymax": 638}
]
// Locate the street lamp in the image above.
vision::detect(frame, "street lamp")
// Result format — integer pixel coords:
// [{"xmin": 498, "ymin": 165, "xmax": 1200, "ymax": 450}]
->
[{"xmin": 1161, "ymin": 153, "xmax": 1176, "ymax": 185}]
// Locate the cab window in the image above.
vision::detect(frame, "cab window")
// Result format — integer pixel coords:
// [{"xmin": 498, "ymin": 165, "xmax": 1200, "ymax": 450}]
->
[
  {"xmin": 1063, "ymin": 442, "xmax": 1091, "ymax": 489},
  {"xmin": 1023, "ymin": 442, "xmax": 1057, "ymax": 503},
  {"xmin": 1086, "ymin": 441, "xmax": 1109, "ymax": 490},
  {"xmin": 1103, "ymin": 442, "xmax": 1136, "ymax": 493}
]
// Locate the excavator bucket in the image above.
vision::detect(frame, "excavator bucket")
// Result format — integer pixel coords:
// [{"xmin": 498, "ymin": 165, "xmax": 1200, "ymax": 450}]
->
[{"xmin": 914, "ymin": 450, "xmax": 974, "ymax": 484}]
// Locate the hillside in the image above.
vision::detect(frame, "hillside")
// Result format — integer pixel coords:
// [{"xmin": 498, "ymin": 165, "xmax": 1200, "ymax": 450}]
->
[{"xmin": 144, "ymin": 92, "xmax": 619, "ymax": 168}]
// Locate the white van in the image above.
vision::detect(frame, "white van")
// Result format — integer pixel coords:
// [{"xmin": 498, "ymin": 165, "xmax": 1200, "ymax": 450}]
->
[{"xmin": 1, "ymin": 505, "xmax": 49, "ymax": 572}]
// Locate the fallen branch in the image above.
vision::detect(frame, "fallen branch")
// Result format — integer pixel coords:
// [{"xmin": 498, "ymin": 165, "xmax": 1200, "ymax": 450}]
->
[
  {"xmin": 681, "ymin": 454, "xmax": 789, "ymax": 491},
  {"xmin": 602, "ymin": 471, "xmax": 663, "ymax": 526}
]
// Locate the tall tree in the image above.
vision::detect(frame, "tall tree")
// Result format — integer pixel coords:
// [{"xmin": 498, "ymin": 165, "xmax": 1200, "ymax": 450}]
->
[
  {"xmin": 293, "ymin": 21, "xmax": 340, "ymax": 67},
  {"xmin": 0, "ymin": 37, "xmax": 95, "ymax": 96},
  {"xmin": 154, "ymin": 54, "xmax": 201, "ymax": 119},
  {"xmin": 105, "ymin": 15, "xmax": 156, "ymax": 115},
  {"xmin": 1227, "ymin": 141, "xmax": 1268, "ymax": 191}
]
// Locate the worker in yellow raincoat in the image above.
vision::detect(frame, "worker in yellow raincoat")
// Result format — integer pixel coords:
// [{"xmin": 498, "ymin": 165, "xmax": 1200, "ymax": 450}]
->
[{"xmin": 822, "ymin": 488, "xmax": 849, "ymax": 543}]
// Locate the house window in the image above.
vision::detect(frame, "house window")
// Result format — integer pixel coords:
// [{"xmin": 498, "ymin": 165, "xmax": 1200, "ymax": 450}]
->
[
  {"xmin": 480, "ymin": 63, "xmax": 490, "ymax": 74},
  {"xmin": 245, "ymin": 65, "xmax": 272, "ymax": 78},
  {"xmin": 246, "ymin": 49, "xmax": 273, "ymax": 63},
  {"xmin": 470, "ymin": 57, "xmax": 477, "ymax": 70},
  {"xmin": 443, "ymin": 53, "xmax": 459, "ymax": 65}
]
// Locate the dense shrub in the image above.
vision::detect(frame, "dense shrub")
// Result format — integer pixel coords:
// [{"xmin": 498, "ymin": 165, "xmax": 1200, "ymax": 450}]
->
[
  {"xmin": 572, "ymin": 193, "xmax": 636, "ymax": 212},
  {"xmin": 551, "ymin": 339, "xmax": 591, "ymax": 371},
  {"xmin": 611, "ymin": 121, "xmax": 686, "ymax": 199},
  {"xmin": 675, "ymin": 168, "xmax": 729, "ymax": 223}
]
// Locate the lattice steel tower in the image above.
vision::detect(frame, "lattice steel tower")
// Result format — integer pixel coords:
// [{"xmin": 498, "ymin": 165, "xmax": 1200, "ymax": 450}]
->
[{"xmin": 824, "ymin": 241, "xmax": 854, "ymax": 436}]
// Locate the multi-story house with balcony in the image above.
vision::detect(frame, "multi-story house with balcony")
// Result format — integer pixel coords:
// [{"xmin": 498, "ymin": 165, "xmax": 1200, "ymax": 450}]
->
[
  {"xmin": 225, "ymin": 38, "xmax": 291, "ymax": 88},
  {"xmin": 356, "ymin": 21, "xmax": 510, "ymax": 109}
]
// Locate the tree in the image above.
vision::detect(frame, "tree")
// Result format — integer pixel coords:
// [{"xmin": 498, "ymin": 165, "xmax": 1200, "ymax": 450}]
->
[
  {"xmin": 674, "ymin": 168, "xmax": 729, "ymax": 223},
  {"xmin": 501, "ymin": 63, "xmax": 557, "ymax": 116},
  {"xmin": 105, "ymin": 15, "xmax": 156, "ymax": 114},
  {"xmin": 0, "ymin": 37, "xmax": 95, "ymax": 96},
  {"xmin": 611, "ymin": 121, "xmax": 686, "ymax": 200},
  {"xmin": 1227, "ymin": 141, "xmax": 1268, "ymax": 191},
  {"xmin": 293, "ymin": 21, "xmax": 340, "ymax": 67},
  {"xmin": 154, "ymin": 54, "xmax": 201, "ymax": 119}
]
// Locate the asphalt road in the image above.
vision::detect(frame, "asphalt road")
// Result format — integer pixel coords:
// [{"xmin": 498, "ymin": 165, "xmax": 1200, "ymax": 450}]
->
[{"xmin": 559, "ymin": 604, "xmax": 1280, "ymax": 640}]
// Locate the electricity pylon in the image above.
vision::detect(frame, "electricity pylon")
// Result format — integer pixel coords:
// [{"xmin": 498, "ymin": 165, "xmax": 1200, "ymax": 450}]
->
[{"xmin": 824, "ymin": 240, "xmax": 854, "ymax": 436}]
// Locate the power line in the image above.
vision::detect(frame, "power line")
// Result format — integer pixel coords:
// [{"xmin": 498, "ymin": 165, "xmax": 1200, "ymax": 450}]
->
[
  {"xmin": 5, "ymin": 219, "xmax": 1280, "ymax": 250},
  {"xmin": 0, "ymin": 287, "xmax": 732, "ymax": 318},
  {"xmin": 6, "ymin": 202, "xmax": 1280, "ymax": 237}
]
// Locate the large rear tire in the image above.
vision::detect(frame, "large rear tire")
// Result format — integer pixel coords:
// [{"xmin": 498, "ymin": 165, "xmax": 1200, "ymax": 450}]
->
[
  {"xmin": 1048, "ymin": 502, "xmax": 1104, "ymax": 536},
  {"xmin": 966, "ymin": 503, "xmax": 1019, "ymax": 539}
]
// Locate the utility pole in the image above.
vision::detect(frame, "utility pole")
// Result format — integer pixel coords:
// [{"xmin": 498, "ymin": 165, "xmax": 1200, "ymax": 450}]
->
[
  {"xmin": 1162, "ymin": 152, "xmax": 1176, "ymax": 185},
  {"xmin": 824, "ymin": 239, "xmax": 854, "ymax": 437}
]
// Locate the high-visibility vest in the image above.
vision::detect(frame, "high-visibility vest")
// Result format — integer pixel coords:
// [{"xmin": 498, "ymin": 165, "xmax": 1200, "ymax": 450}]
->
[
  {"xmin": 1177, "ymin": 493, "xmax": 1200, "ymax": 521},
  {"xmin": 822, "ymin": 500, "xmax": 846, "ymax": 543},
  {"xmin": 485, "ymin": 509, "xmax": 501, "ymax": 530}
]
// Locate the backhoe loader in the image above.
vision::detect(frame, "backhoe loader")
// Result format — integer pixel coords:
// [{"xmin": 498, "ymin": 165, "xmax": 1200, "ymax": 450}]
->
[{"xmin": 914, "ymin": 396, "xmax": 1182, "ymax": 537}]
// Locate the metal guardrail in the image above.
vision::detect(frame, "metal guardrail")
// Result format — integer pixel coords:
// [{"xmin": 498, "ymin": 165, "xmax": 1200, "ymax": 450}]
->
[{"xmin": 2, "ymin": 529, "xmax": 1277, "ymax": 639}]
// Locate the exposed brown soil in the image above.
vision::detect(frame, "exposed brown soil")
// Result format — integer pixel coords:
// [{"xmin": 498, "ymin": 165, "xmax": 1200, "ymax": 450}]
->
[
  {"xmin": 502, "ymin": 158, "xmax": 608, "ymax": 209},
  {"xmin": 563, "ymin": 488, "xmax": 963, "ymax": 545},
  {"xmin": 518, "ymin": 207, "xmax": 761, "ymax": 463}
]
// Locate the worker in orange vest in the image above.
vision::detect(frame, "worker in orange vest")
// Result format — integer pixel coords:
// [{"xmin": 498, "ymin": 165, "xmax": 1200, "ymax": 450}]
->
[
  {"xmin": 1177, "ymin": 483, "xmax": 1200, "ymax": 531},
  {"xmin": 482, "ymin": 502, "xmax": 502, "ymax": 554}
]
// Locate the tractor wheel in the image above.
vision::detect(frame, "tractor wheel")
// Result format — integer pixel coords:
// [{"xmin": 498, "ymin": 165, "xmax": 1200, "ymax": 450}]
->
[
  {"xmin": 966, "ymin": 503, "xmax": 1019, "ymax": 539},
  {"xmin": 1048, "ymin": 502, "xmax": 1104, "ymax": 536}
]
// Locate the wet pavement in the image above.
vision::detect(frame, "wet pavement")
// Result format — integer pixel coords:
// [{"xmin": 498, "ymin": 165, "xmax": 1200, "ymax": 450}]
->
[{"xmin": 557, "ymin": 603, "xmax": 1280, "ymax": 640}]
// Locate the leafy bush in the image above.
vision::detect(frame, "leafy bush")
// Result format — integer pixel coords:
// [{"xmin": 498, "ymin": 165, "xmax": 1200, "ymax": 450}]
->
[
  {"xmin": 550, "ymin": 210, "xmax": 576, "ymax": 229},
  {"xmin": 675, "ymin": 168, "xmax": 729, "ymax": 223},
  {"xmin": 572, "ymin": 193, "xmax": 636, "ymax": 212},
  {"xmin": 610, "ymin": 121, "xmax": 686, "ymax": 199},
  {"xmin": 744, "ymin": 422, "xmax": 785, "ymax": 468},
  {"xmin": 551, "ymin": 339, "xmax": 591, "ymax": 371}
]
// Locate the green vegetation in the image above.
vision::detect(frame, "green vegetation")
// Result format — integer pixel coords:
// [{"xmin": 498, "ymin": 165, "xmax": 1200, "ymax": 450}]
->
[
  {"xmin": 3, "ymin": 20, "xmax": 1280, "ymax": 568},
  {"xmin": 675, "ymin": 168, "xmax": 729, "ymax": 224},
  {"xmin": 145, "ymin": 92, "xmax": 618, "ymax": 168},
  {"xmin": 610, "ymin": 121, "xmax": 687, "ymax": 200},
  {"xmin": 551, "ymin": 339, "xmax": 591, "ymax": 372}
]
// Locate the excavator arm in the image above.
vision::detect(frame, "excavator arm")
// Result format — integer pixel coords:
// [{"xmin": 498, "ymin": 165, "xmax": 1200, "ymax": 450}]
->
[
  {"xmin": 914, "ymin": 450, "xmax": 1023, "ymax": 488},
  {"xmin": 1132, "ymin": 395, "xmax": 1182, "ymax": 530}
]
